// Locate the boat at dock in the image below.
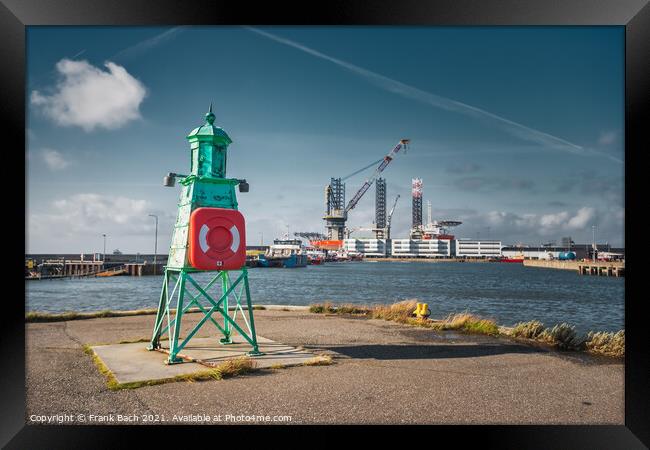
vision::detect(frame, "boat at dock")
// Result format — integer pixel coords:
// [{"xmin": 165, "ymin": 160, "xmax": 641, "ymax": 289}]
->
[
  {"xmin": 306, "ymin": 249, "xmax": 326, "ymax": 265},
  {"xmin": 498, "ymin": 254, "xmax": 524, "ymax": 263},
  {"xmin": 329, "ymin": 250, "xmax": 363, "ymax": 262},
  {"xmin": 258, "ymin": 238, "xmax": 308, "ymax": 268}
]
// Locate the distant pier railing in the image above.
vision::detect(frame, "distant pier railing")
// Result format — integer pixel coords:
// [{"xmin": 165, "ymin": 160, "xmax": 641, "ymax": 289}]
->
[
  {"xmin": 577, "ymin": 263, "xmax": 625, "ymax": 277},
  {"xmin": 26, "ymin": 258, "xmax": 165, "ymax": 279},
  {"xmin": 124, "ymin": 263, "xmax": 165, "ymax": 276}
]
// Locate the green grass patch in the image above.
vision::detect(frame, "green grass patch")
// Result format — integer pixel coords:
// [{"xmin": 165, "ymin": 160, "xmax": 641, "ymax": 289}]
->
[
  {"xmin": 27, "ymin": 305, "xmax": 268, "ymax": 323},
  {"xmin": 27, "ymin": 309, "xmax": 159, "ymax": 323},
  {"xmin": 82, "ymin": 344, "xmax": 120, "ymax": 390}
]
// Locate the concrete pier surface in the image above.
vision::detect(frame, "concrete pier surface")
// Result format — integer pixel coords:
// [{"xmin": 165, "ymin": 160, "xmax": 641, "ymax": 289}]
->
[{"xmin": 26, "ymin": 310, "xmax": 623, "ymax": 425}]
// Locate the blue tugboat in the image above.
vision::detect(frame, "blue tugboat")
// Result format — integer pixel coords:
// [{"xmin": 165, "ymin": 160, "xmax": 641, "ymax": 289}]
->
[{"xmin": 258, "ymin": 237, "xmax": 308, "ymax": 268}]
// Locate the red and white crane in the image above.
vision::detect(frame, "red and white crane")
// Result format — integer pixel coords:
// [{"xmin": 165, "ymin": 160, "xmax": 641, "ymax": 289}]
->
[
  {"xmin": 345, "ymin": 139, "xmax": 409, "ymax": 213},
  {"xmin": 323, "ymin": 139, "xmax": 409, "ymax": 242}
]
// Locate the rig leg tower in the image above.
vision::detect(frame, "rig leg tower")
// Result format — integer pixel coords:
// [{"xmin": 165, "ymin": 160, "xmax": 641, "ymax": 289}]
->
[
  {"xmin": 411, "ymin": 177, "xmax": 423, "ymax": 239},
  {"xmin": 324, "ymin": 177, "xmax": 347, "ymax": 240},
  {"xmin": 374, "ymin": 177, "xmax": 387, "ymax": 239}
]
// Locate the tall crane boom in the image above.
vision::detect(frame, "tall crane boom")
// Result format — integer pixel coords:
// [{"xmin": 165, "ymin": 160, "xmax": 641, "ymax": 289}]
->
[
  {"xmin": 345, "ymin": 139, "xmax": 409, "ymax": 213},
  {"xmin": 387, "ymin": 195, "xmax": 400, "ymax": 229}
]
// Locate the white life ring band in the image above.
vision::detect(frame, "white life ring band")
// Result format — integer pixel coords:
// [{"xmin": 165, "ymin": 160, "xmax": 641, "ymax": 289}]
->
[{"xmin": 196, "ymin": 217, "xmax": 241, "ymax": 260}]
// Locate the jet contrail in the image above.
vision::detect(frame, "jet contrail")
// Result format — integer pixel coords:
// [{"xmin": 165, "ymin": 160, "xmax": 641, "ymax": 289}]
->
[
  {"xmin": 244, "ymin": 26, "xmax": 622, "ymax": 164},
  {"xmin": 112, "ymin": 27, "xmax": 186, "ymax": 61}
]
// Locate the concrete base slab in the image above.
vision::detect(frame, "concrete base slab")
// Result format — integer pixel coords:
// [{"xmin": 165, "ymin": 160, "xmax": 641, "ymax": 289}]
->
[
  {"xmin": 158, "ymin": 336, "xmax": 316, "ymax": 369},
  {"xmin": 91, "ymin": 336, "xmax": 319, "ymax": 385}
]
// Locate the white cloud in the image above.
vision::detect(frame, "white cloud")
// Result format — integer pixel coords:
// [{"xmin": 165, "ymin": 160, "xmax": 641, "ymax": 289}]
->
[
  {"xmin": 483, "ymin": 207, "xmax": 595, "ymax": 234},
  {"xmin": 30, "ymin": 194, "xmax": 161, "ymax": 238},
  {"xmin": 41, "ymin": 148, "xmax": 71, "ymax": 170},
  {"xmin": 30, "ymin": 59, "xmax": 146, "ymax": 131},
  {"xmin": 442, "ymin": 206, "xmax": 625, "ymax": 245},
  {"xmin": 566, "ymin": 207, "xmax": 596, "ymax": 229}
]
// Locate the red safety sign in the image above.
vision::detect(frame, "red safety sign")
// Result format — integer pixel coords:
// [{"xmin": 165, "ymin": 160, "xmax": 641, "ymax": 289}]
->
[{"xmin": 188, "ymin": 207, "xmax": 246, "ymax": 270}]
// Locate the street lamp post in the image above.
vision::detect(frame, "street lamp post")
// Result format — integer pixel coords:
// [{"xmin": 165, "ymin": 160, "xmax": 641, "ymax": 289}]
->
[
  {"xmin": 149, "ymin": 214, "xmax": 159, "ymax": 275},
  {"xmin": 592, "ymin": 225, "xmax": 596, "ymax": 261},
  {"xmin": 102, "ymin": 234, "xmax": 107, "ymax": 264}
]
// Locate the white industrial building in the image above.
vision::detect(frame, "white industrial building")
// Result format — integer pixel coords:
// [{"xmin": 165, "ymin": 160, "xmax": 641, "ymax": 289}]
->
[
  {"xmin": 342, "ymin": 237, "xmax": 502, "ymax": 258},
  {"xmin": 501, "ymin": 248, "xmax": 557, "ymax": 260},
  {"xmin": 391, "ymin": 239, "xmax": 452, "ymax": 258},
  {"xmin": 453, "ymin": 239, "xmax": 502, "ymax": 258},
  {"xmin": 342, "ymin": 239, "xmax": 388, "ymax": 257}
]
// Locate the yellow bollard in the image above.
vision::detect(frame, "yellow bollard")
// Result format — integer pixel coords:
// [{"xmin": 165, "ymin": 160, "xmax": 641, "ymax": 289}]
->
[{"xmin": 415, "ymin": 303, "xmax": 430, "ymax": 319}]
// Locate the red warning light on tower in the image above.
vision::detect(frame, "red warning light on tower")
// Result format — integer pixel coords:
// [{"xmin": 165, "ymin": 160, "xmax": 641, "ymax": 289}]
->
[
  {"xmin": 412, "ymin": 178, "xmax": 423, "ymax": 198},
  {"xmin": 188, "ymin": 208, "xmax": 246, "ymax": 270}
]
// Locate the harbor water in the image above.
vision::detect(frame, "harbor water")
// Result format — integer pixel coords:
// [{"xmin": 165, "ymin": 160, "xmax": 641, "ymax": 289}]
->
[{"xmin": 25, "ymin": 261, "xmax": 624, "ymax": 336}]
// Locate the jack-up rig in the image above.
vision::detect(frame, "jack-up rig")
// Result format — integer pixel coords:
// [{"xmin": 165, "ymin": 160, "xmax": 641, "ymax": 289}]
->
[
  {"xmin": 410, "ymin": 180, "xmax": 462, "ymax": 239},
  {"xmin": 321, "ymin": 139, "xmax": 409, "ymax": 243}
]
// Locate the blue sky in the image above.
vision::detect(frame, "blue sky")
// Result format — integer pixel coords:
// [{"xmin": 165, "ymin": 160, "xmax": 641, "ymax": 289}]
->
[{"xmin": 26, "ymin": 26, "xmax": 624, "ymax": 253}]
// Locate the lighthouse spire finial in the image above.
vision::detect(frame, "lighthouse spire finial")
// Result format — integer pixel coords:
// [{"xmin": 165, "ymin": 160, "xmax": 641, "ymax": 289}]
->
[{"xmin": 205, "ymin": 102, "xmax": 215, "ymax": 124}]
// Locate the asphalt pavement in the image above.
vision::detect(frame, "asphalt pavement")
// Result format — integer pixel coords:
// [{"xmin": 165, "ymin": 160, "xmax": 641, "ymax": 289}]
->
[{"xmin": 25, "ymin": 310, "xmax": 624, "ymax": 425}]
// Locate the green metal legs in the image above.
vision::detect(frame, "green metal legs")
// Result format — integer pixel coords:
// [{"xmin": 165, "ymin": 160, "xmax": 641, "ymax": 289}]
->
[{"xmin": 148, "ymin": 267, "xmax": 262, "ymax": 364}]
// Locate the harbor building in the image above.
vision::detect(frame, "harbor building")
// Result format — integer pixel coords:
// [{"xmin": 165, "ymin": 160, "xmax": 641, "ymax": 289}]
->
[
  {"xmin": 502, "ymin": 244, "xmax": 624, "ymax": 260},
  {"xmin": 343, "ymin": 238, "xmax": 388, "ymax": 257},
  {"xmin": 453, "ymin": 239, "xmax": 502, "ymax": 258},
  {"xmin": 391, "ymin": 238, "xmax": 452, "ymax": 258}
]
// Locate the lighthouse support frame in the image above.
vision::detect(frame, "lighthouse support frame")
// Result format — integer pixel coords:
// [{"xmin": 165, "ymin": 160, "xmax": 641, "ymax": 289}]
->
[{"xmin": 148, "ymin": 266, "xmax": 262, "ymax": 364}]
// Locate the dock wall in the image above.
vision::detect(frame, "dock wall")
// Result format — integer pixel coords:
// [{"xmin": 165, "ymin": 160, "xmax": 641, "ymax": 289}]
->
[
  {"xmin": 523, "ymin": 259, "xmax": 625, "ymax": 277},
  {"xmin": 523, "ymin": 260, "xmax": 583, "ymax": 271}
]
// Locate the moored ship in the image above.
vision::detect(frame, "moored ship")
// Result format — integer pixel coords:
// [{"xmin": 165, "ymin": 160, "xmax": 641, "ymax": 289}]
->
[
  {"xmin": 498, "ymin": 253, "xmax": 525, "ymax": 263},
  {"xmin": 258, "ymin": 237, "xmax": 308, "ymax": 268}
]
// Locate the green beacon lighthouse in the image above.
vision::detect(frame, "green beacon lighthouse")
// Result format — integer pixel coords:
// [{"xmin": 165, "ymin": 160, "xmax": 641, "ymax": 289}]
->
[{"xmin": 148, "ymin": 104, "xmax": 262, "ymax": 364}]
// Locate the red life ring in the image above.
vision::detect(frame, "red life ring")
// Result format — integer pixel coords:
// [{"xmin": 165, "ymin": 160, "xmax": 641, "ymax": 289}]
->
[{"xmin": 188, "ymin": 208, "xmax": 246, "ymax": 270}]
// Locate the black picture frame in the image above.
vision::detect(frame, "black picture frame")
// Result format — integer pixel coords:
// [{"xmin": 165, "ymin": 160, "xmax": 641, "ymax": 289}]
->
[{"xmin": 2, "ymin": 0, "xmax": 647, "ymax": 447}]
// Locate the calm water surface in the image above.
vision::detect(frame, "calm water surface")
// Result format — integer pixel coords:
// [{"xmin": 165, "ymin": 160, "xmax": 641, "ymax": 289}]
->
[{"xmin": 26, "ymin": 261, "xmax": 624, "ymax": 335}]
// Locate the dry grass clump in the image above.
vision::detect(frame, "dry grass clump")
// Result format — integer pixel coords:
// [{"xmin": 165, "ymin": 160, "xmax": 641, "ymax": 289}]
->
[
  {"xmin": 309, "ymin": 302, "xmax": 336, "ymax": 314},
  {"xmin": 302, "ymin": 354, "xmax": 333, "ymax": 366},
  {"xmin": 309, "ymin": 302, "xmax": 371, "ymax": 315},
  {"xmin": 427, "ymin": 312, "xmax": 499, "ymax": 335},
  {"xmin": 336, "ymin": 304, "xmax": 372, "ymax": 315},
  {"xmin": 584, "ymin": 330, "xmax": 625, "ymax": 358},
  {"xmin": 209, "ymin": 356, "xmax": 255, "ymax": 379},
  {"xmin": 537, "ymin": 323, "xmax": 582, "ymax": 350},
  {"xmin": 368, "ymin": 300, "xmax": 418, "ymax": 322},
  {"xmin": 308, "ymin": 302, "xmax": 624, "ymax": 357},
  {"xmin": 117, "ymin": 357, "xmax": 254, "ymax": 390},
  {"xmin": 509, "ymin": 320, "xmax": 545, "ymax": 339},
  {"xmin": 309, "ymin": 302, "xmax": 499, "ymax": 335}
]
